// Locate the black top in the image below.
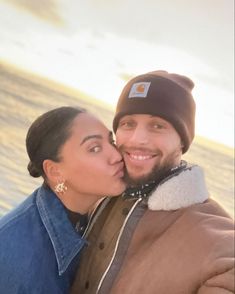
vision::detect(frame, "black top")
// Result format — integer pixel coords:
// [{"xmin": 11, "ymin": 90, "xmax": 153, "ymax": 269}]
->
[{"xmin": 66, "ymin": 208, "xmax": 88, "ymax": 236}]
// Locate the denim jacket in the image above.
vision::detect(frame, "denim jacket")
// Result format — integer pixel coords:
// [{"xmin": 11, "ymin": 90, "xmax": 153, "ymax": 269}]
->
[{"xmin": 0, "ymin": 185, "xmax": 86, "ymax": 294}]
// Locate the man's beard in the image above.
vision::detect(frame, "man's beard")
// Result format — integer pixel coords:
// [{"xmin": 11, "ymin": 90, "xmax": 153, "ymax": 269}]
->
[{"xmin": 123, "ymin": 149, "xmax": 182, "ymax": 187}]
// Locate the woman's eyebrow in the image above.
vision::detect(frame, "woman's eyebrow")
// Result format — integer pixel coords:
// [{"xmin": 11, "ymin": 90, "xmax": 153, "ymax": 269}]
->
[{"xmin": 80, "ymin": 134, "xmax": 102, "ymax": 145}]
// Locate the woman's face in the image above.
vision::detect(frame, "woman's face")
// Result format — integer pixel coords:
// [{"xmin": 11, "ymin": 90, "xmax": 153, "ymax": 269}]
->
[{"xmin": 57, "ymin": 113, "xmax": 126, "ymax": 200}]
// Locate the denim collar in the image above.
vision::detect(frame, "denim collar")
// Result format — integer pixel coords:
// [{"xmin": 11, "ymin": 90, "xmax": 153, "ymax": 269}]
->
[{"xmin": 36, "ymin": 186, "xmax": 86, "ymax": 275}]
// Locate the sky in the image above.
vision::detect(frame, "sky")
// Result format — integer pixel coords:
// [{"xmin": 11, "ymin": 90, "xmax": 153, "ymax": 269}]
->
[{"xmin": 0, "ymin": 0, "xmax": 234, "ymax": 147}]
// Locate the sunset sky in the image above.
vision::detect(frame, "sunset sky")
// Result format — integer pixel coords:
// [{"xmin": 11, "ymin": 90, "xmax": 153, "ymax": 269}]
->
[{"xmin": 0, "ymin": 0, "xmax": 234, "ymax": 147}]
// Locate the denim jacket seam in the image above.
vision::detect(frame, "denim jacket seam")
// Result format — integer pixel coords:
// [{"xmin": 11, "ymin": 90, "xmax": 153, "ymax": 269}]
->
[
  {"xmin": 36, "ymin": 193, "xmax": 66, "ymax": 262},
  {"xmin": 36, "ymin": 189, "xmax": 84, "ymax": 274}
]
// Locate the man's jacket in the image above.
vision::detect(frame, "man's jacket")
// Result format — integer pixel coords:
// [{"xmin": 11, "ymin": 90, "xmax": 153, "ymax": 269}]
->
[{"xmin": 71, "ymin": 165, "xmax": 234, "ymax": 294}]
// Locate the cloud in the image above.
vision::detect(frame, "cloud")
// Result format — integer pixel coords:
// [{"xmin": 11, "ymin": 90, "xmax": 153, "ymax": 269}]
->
[{"xmin": 5, "ymin": 0, "xmax": 64, "ymax": 26}]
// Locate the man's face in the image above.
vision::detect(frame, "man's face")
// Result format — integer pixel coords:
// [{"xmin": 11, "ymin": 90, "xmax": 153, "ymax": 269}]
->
[{"xmin": 116, "ymin": 114, "xmax": 183, "ymax": 186}]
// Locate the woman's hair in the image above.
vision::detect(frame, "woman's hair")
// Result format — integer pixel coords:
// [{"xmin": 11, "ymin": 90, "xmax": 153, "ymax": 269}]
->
[{"xmin": 26, "ymin": 106, "xmax": 86, "ymax": 180}]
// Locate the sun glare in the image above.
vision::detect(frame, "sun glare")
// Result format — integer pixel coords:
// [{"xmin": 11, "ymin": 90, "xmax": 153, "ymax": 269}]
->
[{"xmin": 0, "ymin": 1, "xmax": 233, "ymax": 147}]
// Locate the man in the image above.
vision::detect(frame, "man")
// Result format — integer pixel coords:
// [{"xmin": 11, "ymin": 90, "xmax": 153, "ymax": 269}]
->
[{"xmin": 71, "ymin": 71, "xmax": 234, "ymax": 293}]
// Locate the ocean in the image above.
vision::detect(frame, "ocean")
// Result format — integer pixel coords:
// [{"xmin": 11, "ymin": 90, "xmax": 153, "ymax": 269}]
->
[{"xmin": 0, "ymin": 63, "xmax": 234, "ymax": 218}]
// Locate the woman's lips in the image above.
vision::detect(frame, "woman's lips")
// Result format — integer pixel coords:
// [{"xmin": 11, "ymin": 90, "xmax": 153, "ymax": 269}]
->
[{"xmin": 113, "ymin": 162, "xmax": 124, "ymax": 178}]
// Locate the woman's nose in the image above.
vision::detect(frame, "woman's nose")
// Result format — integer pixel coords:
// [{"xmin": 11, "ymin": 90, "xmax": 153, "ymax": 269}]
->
[{"xmin": 109, "ymin": 144, "xmax": 123, "ymax": 164}]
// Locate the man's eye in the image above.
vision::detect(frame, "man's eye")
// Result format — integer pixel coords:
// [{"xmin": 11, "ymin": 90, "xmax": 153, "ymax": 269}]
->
[
  {"xmin": 119, "ymin": 121, "xmax": 135, "ymax": 129},
  {"xmin": 151, "ymin": 122, "xmax": 164, "ymax": 129}
]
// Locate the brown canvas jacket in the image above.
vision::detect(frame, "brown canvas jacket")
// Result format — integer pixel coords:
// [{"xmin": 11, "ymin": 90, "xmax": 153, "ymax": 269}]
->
[{"xmin": 71, "ymin": 165, "xmax": 234, "ymax": 294}]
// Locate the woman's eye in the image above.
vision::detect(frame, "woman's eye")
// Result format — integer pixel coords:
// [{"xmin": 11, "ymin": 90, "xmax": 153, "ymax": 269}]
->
[
  {"xmin": 89, "ymin": 146, "xmax": 101, "ymax": 153},
  {"xmin": 110, "ymin": 139, "xmax": 116, "ymax": 146}
]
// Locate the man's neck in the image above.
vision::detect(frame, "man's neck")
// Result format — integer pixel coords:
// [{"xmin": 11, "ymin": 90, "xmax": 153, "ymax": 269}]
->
[{"xmin": 122, "ymin": 160, "xmax": 187, "ymax": 200}]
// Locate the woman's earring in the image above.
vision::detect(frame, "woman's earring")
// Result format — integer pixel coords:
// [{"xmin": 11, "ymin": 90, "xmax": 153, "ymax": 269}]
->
[{"xmin": 54, "ymin": 181, "xmax": 68, "ymax": 194}]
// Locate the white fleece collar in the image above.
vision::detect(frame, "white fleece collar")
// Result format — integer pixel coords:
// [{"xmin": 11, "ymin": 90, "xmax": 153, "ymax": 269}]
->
[{"xmin": 147, "ymin": 165, "xmax": 209, "ymax": 211}]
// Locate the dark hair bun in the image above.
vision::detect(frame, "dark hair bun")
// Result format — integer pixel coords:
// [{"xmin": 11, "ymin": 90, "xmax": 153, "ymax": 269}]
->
[{"xmin": 27, "ymin": 161, "xmax": 41, "ymax": 178}]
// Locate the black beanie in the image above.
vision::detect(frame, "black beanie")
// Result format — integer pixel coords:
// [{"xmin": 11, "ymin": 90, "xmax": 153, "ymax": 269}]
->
[{"xmin": 113, "ymin": 70, "xmax": 196, "ymax": 153}]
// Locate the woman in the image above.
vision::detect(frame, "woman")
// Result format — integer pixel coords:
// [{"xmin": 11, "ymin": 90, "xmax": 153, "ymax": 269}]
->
[{"xmin": 0, "ymin": 106, "xmax": 126, "ymax": 294}]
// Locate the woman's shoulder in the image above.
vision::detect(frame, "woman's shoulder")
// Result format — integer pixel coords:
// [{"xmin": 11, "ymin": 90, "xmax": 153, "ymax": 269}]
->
[
  {"xmin": 0, "ymin": 187, "xmax": 52, "ymax": 267},
  {"xmin": 0, "ymin": 187, "xmax": 41, "ymax": 235}
]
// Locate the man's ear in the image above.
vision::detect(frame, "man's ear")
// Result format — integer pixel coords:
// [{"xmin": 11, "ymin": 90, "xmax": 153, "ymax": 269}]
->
[{"xmin": 43, "ymin": 159, "xmax": 62, "ymax": 183}]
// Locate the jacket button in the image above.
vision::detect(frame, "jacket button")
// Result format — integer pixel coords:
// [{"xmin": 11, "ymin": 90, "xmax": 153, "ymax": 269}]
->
[
  {"xmin": 122, "ymin": 207, "xmax": 129, "ymax": 215},
  {"xmin": 99, "ymin": 242, "xmax": 105, "ymax": 250},
  {"xmin": 85, "ymin": 281, "xmax": 89, "ymax": 289}
]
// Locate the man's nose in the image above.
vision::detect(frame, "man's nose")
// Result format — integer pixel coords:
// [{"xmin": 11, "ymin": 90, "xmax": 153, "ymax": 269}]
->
[{"xmin": 128, "ymin": 126, "xmax": 149, "ymax": 145}]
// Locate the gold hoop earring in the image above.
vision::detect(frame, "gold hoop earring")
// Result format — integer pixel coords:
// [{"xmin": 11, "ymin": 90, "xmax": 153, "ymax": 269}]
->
[{"xmin": 54, "ymin": 182, "xmax": 67, "ymax": 194}]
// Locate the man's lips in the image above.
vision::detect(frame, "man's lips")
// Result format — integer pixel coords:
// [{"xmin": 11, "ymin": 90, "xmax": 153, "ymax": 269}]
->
[
  {"xmin": 124, "ymin": 151, "xmax": 157, "ymax": 162},
  {"xmin": 128, "ymin": 153, "xmax": 154, "ymax": 161}
]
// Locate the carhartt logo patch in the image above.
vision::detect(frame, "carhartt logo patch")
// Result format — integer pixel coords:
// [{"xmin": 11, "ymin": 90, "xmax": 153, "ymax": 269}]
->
[{"xmin": 128, "ymin": 82, "xmax": 151, "ymax": 98}]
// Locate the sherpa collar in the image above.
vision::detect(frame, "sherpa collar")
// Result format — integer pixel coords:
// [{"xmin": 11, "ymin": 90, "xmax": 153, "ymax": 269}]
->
[{"xmin": 147, "ymin": 165, "xmax": 209, "ymax": 211}]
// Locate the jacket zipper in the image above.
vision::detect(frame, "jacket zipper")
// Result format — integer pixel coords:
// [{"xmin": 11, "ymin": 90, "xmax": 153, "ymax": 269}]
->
[
  {"xmin": 82, "ymin": 198, "xmax": 110, "ymax": 238},
  {"xmin": 96, "ymin": 197, "xmax": 142, "ymax": 293}
]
